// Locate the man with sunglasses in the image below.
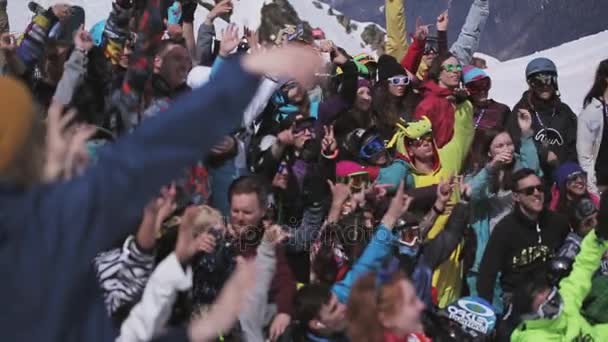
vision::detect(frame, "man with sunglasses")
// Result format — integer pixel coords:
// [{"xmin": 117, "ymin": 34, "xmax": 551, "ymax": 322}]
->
[
  {"xmin": 510, "ymin": 191, "xmax": 608, "ymax": 342},
  {"xmin": 477, "ymin": 168, "xmax": 569, "ymax": 338},
  {"xmin": 507, "ymin": 57, "xmax": 578, "ymax": 191}
]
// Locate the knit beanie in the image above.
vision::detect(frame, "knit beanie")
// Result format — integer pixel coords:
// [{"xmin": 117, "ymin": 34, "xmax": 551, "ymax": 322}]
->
[
  {"xmin": 0, "ymin": 77, "xmax": 35, "ymax": 172},
  {"xmin": 553, "ymin": 162, "xmax": 584, "ymax": 189},
  {"xmin": 462, "ymin": 65, "xmax": 489, "ymax": 85},
  {"xmin": 377, "ymin": 54, "xmax": 406, "ymax": 81},
  {"xmin": 357, "ymin": 78, "xmax": 371, "ymax": 90}
]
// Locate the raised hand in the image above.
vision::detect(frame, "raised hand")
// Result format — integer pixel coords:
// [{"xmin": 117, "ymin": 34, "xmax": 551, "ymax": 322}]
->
[
  {"xmin": 62, "ymin": 124, "xmax": 97, "ymax": 179},
  {"xmin": 517, "ymin": 109, "xmax": 533, "ymax": 135},
  {"xmin": 0, "ymin": 32, "xmax": 16, "ymax": 53},
  {"xmin": 328, "ymin": 179, "xmax": 352, "ymax": 207},
  {"xmin": 382, "ymin": 182, "xmax": 414, "ymax": 229},
  {"xmin": 207, "ymin": 0, "xmax": 233, "ymax": 22},
  {"xmin": 219, "ymin": 24, "xmax": 240, "ymax": 57},
  {"xmin": 52, "ymin": 4, "xmax": 72, "ymax": 21},
  {"xmin": 263, "ymin": 224, "xmax": 291, "ymax": 246},
  {"xmin": 321, "ymin": 125, "xmax": 337, "ymax": 154},
  {"xmin": 175, "ymin": 206, "xmax": 218, "ymax": 263},
  {"xmin": 242, "ymin": 44, "xmax": 324, "ymax": 89},
  {"xmin": 414, "ymin": 16, "xmax": 429, "ymax": 41},
  {"xmin": 436, "ymin": 10, "xmax": 449, "ymax": 31},
  {"xmin": 74, "ymin": 25, "xmax": 94, "ymax": 52},
  {"xmin": 44, "ymin": 103, "xmax": 77, "ymax": 182}
]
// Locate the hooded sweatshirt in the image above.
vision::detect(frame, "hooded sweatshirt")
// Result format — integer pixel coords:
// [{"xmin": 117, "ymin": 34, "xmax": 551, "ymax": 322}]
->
[
  {"xmin": 391, "ymin": 100, "xmax": 474, "ymax": 307},
  {"xmin": 507, "ymin": 91, "xmax": 578, "ymax": 177},
  {"xmin": 477, "ymin": 207, "xmax": 570, "ymax": 301}
]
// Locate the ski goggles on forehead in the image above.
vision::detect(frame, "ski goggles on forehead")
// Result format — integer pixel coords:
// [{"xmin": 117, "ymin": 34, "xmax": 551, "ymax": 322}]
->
[
  {"xmin": 359, "ymin": 136, "xmax": 386, "ymax": 159},
  {"xmin": 336, "ymin": 171, "xmax": 370, "ymax": 190},
  {"xmin": 566, "ymin": 171, "xmax": 587, "ymax": 182},
  {"xmin": 528, "ymin": 73, "xmax": 557, "ymax": 88},
  {"xmin": 442, "ymin": 64, "xmax": 463, "ymax": 73},
  {"xmin": 424, "ymin": 45, "xmax": 438, "ymax": 55},
  {"xmin": 387, "ymin": 75, "xmax": 410, "ymax": 86}
]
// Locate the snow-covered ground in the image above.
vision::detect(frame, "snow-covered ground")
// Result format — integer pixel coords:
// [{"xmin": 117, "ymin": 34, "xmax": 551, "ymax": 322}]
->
[
  {"xmin": 8, "ymin": 1, "xmax": 608, "ymax": 112},
  {"xmin": 482, "ymin": 30, "xmax": 608, "ymax": 112}
]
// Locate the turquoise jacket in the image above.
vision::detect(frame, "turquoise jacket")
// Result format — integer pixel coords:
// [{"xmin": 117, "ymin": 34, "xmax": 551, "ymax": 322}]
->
[
  {"xmin": 511, "ymin": 230, "xmax": 608, "ymax": 341},
  {"xmin": 466, "ymin": 134, "xmax": 542, "ymax": 313},
  {"xmin": 332, "ymin": 225, "xmax": 398, "ymax": 303}
]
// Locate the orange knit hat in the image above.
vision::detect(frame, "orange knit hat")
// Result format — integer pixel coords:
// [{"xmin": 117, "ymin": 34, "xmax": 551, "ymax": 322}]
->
[{"xmin": 0, "ymin": 77, "xmax": 35, "ymax": 172}]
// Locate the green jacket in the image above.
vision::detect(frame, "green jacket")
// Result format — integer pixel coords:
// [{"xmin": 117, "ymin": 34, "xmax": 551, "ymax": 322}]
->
[{"xmin": 511, "ymin": 230, "xmax": 608, "ymax": 341}]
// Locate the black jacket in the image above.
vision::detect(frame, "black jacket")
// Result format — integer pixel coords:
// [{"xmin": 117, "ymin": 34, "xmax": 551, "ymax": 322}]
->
[
  {"xmin": 477, "ymin": 206, "xmax": 570, "ymax": 301},
  {"xmin": 507, "ymin": 91, "xmax": 577, "ymax": 176}
]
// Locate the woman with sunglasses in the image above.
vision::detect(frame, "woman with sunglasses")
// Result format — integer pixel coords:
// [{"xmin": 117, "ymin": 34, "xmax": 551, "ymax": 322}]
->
[
  {"xmin": 372, "ymin": 54, "xmax": 419, "ymax": 140},
  {"xmin": 464, "ymin": 110, "xmax": 542, "ymax": 311},
  {"xmin": 549, "ymin": 162, "xmax": 599, "ymax": 214},
  {"xmin": 413, "ymin": 53, "xmax": 474, "ymax": 151}
]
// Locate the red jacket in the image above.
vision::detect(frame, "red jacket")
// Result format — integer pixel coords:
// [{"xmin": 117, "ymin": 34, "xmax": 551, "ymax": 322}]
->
[
  {"xmin": 401, "ymin": 37, "xmax": 425, "ymax": 74},
  {"xmin": 413, "ymin": 81, "xmax": 456, "ymax": 149}
]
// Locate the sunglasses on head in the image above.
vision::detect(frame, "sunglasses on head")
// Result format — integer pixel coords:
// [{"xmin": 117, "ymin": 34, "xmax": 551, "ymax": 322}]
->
[
  {"xmin": 442, "ymin": 64, "xmax": 463, "ymax": 73},
  {"xmin": 566, "ymin": 171, "xmax": 586, "ymax": 183},
  {"xmin": 424, "ymin": 46, "xmax": 438, "ymax": 55},
  {"xmin": 387, "ymin": 75, "xmax": 410, "ymax": 86},
  {"xmin": 336, "ymin": 171, "xmax": 371, "ymax": 191},
  {"xmin": 406, "ymin": 134, "xmax": 433, "ymax": 147},
  {"xmin": 528, "ymin": 73, "xmax": 557, "ymax": 88},
  {"xmin": 359, "ymin": 136, "xmax": 386, "ymax": 159},
  {"xmin": 516, "ymin": 184, "xmax": 543, "ymax": 196}
]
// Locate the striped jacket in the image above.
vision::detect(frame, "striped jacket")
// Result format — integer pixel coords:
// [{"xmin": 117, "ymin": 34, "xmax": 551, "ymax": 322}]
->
[{"xmin": 93, "ymin": 235, "xmax": 156, "ymax": 319}]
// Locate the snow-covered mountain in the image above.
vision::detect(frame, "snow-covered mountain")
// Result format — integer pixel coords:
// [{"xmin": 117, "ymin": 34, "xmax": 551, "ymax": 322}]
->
[
  {"xmin": 8, "ymin": 0, "xmax": 385, "ymax": 56},
  {"xmin": 322, "ymin": 0, "xmax": 608, "ymax": 61},
  {"xmin": 8, "ymin": 1, "xmax": 608, "ymax": 112}
]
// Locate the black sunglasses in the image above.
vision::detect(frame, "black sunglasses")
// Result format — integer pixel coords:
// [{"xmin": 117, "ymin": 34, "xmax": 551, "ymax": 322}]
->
[{"xmin": 516, "ymin": 185, "xmax": 543, "ymax": 196}]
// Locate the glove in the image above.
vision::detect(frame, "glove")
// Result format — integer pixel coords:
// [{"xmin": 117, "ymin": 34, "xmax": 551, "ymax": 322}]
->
[{"xmin": 181, "ymin": 0, "xmax": 197, "ymax": 23}]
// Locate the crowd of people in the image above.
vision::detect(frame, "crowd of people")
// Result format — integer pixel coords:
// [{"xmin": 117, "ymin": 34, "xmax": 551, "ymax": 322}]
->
[{"xmin": 1, "ymin": 0, "xmax": 608, "ymax": 341}]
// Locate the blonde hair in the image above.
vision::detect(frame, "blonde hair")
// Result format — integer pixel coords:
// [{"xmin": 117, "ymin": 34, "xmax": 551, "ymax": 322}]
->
[{"xmin": 192, "ymin": 205, "xmax": 223, "ymax": 235}]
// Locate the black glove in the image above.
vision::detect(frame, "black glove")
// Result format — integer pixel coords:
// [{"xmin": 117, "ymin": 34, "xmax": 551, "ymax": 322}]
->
[{"xmin": 181, "ymin": 0, "xmax": 197, "ymax": 23}]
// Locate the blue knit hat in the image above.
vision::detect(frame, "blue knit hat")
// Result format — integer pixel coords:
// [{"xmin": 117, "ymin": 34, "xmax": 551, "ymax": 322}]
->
[
  {"xmin": 554, "ymin": 162, "xmax": 585, "ymax": 189},
  {"xmin": 462, "ymin": 65, "xmax": 489, "ymax": 85}
]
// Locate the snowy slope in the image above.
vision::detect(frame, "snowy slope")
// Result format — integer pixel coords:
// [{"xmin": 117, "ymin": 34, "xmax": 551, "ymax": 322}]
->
[
  {"xmin": 482, "ymin": 30, "xmax": 608, "ymax": 112},
  {"xmin": 8, "ymin": 0, "xmax": 382, "ymax": 55},
  {"xmin": 8, "ymin": 2, "xmax": 608, "ymax": 112}
]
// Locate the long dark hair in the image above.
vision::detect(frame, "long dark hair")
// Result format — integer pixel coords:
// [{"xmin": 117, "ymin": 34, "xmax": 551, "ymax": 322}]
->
[
  {"xmin": 372, "ymin": 80, "xmax": 418, "ymax": 139},
  {"xmin": 583, "ymin": 59, "xmax": 608, "ymax": 108},
  {"xmin": 426, "ymin": 52, "xmax": 456, "ymax": 83},
  {"xmin": 467, "ymin": 129, "xmax": 515, "ymax": 193}
]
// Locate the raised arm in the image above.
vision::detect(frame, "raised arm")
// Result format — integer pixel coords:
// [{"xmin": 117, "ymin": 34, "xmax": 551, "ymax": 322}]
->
[{"xmin": 449, "ymin": 0, "xmax": 489, "ymax": 65}]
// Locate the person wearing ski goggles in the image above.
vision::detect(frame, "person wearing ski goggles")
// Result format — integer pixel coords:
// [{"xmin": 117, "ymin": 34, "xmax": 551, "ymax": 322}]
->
[{"xmin": 462, "ymin": 65, "xmax": 511, "ymax": 133}]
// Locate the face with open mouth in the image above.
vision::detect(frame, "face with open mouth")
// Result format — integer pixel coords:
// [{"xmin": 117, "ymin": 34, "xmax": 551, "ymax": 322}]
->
[
  {"xmin": 566, "ymin": 172, "xmax": 587, "ymax": 197},
  {"xmin": 514, "ymin": 174, "xmax": 545, "ymax": 215}
]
